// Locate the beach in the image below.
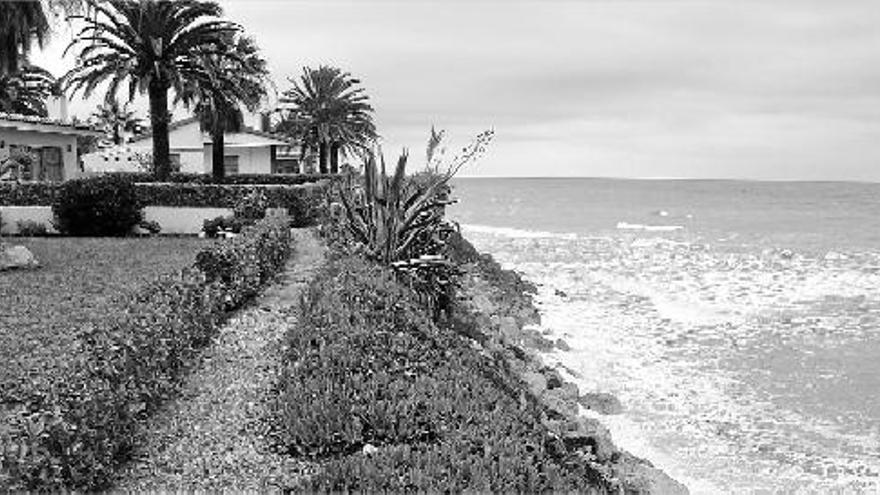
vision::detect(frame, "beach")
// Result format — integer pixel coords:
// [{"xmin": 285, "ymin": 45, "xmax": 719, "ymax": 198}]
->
[{"xmin": 451, "ymin": 177, "xmax": 880, "ymax": 493}]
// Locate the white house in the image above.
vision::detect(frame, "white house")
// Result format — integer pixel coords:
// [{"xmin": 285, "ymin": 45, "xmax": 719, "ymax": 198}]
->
[
  {"xmin": 82, "ymin": 117, "xmax": 303, "ymax": 175},
  {"xmin": 0, "ymin": 112, "xmax": 99, "ymax": 182}
]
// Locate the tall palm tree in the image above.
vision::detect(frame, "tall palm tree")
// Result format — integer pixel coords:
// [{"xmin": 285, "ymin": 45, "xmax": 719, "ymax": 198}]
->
[
  {"xmin": 278, "ymin": 66, "xmax": 376, "ymax": 174},
  {"xmin": 0, "ymin": 65, "xmax": 57, "ymax": 116},
  {"xmin": 64, "ymin": 0, "xmax": 239, "ymax": 181},
  {"xmin": 181, "ymin": 34, "xmax": 269, "ymax": 181},
  {"xmin": 91, "ymin": 99, "xmax": 143, "ymax": 145},
  {"xmin": 0, "ymin": 1, "xmax": 49, "ymax": 76}
]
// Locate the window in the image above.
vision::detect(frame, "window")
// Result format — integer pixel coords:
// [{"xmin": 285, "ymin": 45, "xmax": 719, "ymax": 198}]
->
[
  {"xmin": 275, "ymin": 159, "xmax": 300, "ymax": 174},
  {"xmin": 223, "ymin": 155, "xmax": 239, "ymax": 175},
  {"xmin": 169, "ymin": 153, "xmax": 182, "ymax": 173}
]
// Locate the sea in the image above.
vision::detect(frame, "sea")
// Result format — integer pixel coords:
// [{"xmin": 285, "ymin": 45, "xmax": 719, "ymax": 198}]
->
[{"xmin": 448, "ymin": 177, "xmax": 880, "ymax": 494}]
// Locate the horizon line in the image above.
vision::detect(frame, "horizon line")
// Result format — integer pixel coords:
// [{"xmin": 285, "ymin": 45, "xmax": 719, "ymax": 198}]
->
[{"xmin": 453, "ymin": 175, "xmax": 880, "ymax": 184}]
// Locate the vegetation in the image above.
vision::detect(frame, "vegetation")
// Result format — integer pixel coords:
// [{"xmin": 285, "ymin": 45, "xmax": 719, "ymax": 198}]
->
[
  {"xmin": 0, "ymin": 1, "xmax": 49, "ymax": 75},
  {"xmin": 91, "ymin": 99, "xmax": 143, "ymax": 145},
  {"xmin": 278, "ymin": 66, "xmax": 377, "ymax": 174},
  {"xmin": 0, "ymin": 66, "xmax": 57, "ymax": 116},
  {"xmin": 332, "ymin": 129, "xmax": 493, "ymax": 316},
  {"xmin": 64, "ymin": 0, "xmax": 240, "ymax": 181},
  {"xmin": 52, "ymin": 175, "xmax": 143, "ymax": 236},
  {"xmin": 272, "ymin": 256, "xmax": 609, "ymax": 492},
  {"xmin": 0, "ymin": 217, "xmax": 292, "ymax": 491},
  {"xmin": 182, "ymin": 34, "xmax": 271, "ymax": 181}
]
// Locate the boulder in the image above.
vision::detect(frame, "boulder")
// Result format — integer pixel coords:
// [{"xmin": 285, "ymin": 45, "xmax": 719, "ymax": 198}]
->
[
  {"xmin": 545, "ymin": 417, "xmax": 618, "ymax": 463},
  {"xmin": 613, "ymin": 451, "xmax": 690, "ymax": 495},
  {"xmin": 579, "ymin": 392, "xmax": 624, "ymax": 415},
  {"xmin": 541, "ymin": 383, "xmax": 580, "ymax": 418},
  {"xmin": 555, "ymin": 338, "xmax": 572, "ymax": 352},
  {"xmin": 521, "ymin": 371, "xmax": 547, "ymax": 395},
  {"xmin": 0, "ymin": 245, "xmax": 38, "ymax": 271}
]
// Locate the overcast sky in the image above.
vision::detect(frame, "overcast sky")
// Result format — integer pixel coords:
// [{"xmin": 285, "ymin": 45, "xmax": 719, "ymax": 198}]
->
[{"xmin": 31, "ymin": 1, "xmax": 880, "ymax": 180}]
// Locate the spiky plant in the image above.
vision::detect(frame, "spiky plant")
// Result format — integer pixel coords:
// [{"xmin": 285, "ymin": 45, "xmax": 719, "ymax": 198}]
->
[
  {"xmin": 0, "ymin": 65, "xmax": 57, "ymax": 116},
  {"xmin": 337, "ymin": 129, "xmax": 493, "ymax": 317}
]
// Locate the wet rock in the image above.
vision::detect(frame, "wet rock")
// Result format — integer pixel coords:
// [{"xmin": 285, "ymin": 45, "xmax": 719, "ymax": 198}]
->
[
  {"xmin": 555, "ymin": 288, "xmax": 568, "ymax": 297},
  {"xmin": 521, "ymin": 371, "xmax": 547, "ymax": 395},
  {"xmin": 0, "ymin": 245, "xmax": 38, "ymax": 271},
  {"xmin": 614, "ymin": 451, "xmax": 690, "ymax": 495},
  {"xmin": 579, "ymin": 392, "xmax": 624, "ymax": 415},
  {"xmin": 555, "ymin": 338, "xmax": 572, "ymax": 352}
]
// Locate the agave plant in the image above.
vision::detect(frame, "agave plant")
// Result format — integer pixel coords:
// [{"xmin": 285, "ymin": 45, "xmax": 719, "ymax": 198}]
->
[{"xmin": 336, "ymin": 129, "xmax": 493, "ymax": 317}]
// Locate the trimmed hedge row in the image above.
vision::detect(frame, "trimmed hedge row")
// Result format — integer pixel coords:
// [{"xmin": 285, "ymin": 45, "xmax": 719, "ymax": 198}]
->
[
  {"xmin": 272, "ymin": 257, "xmax": 609, "ymax": 492},
  {"xmin": 0, "ymin": 182, "xmax": 60, "ymax": 206},
  {"xmin": 104, "ymin": 172, "xmax": 333, "ymax": 186},
  {"xmin": 0, "ymin": 216, "xmax": 292, "ymax": 491},
  {"xmin": 0, "ymin": 180, "xmax": 328, "ymax": 227}
]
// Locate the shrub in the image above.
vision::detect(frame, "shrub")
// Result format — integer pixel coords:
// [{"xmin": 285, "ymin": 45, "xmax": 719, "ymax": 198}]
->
[
  {"xmin": 273, "ymin": 256, "xmax": 610, "ymax": 492},
  {"xmin": 202, "ymin": 215, "xmax": 246, "ymax": 238},
  {"xmin": 233, "ymin": 189, "xmax": 269, "ymax": 222},
  {"xmin": 15, "ymin": 220, "xmax": 49, "ymax": 236},
  {"xmin": 0, "ymin": 182, "xmax": 59, "ymax": 206},
  {"xmin": 0, "ymin": 216, "xmax": 293, "ymax": 491},
  {"xmin": 137, "ymin": 219, "xmax": 162, "ymax": 235},
  {"xmin": 52, "ymin": 175, "xmax": 143, "ymax": 236},
  {"xmin": 105, "ymin": 171, "xmax": 331, "ymax": 185}
]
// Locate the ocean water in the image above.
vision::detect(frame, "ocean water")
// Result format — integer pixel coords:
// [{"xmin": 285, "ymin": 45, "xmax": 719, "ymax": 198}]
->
[{"xmin": 449, "ymin": 178, "xmax": 880, "ymax": 494}]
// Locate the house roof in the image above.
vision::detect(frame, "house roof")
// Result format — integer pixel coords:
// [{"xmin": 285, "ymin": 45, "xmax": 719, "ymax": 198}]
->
[
  {"xmin": 0, "ymin": 112, "xmax": 100, "ymax": 136},
  {"xmin": 130, "ymin": 116, "xmax": 294, "ymax": 146}
]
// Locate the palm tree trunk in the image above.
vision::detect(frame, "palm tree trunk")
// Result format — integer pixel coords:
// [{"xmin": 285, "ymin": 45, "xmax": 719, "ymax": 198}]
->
[
  {"xmin": 330, "ymin": 142, "xmax": 340, "ymax": 174},
  {"xmin": 113, "ymin": 125, "xmax": 121, "ymax": 146},
  {"xmin": 318, "ymin": 141, "xmax": 328, "ymax": 174},
  {"xmin": 148, "ymin": 81, "xmax": 171, "ymax": 181},
  {"xmin": 211, "ymin": 124, "xmax": 225, "ymax": 182}
]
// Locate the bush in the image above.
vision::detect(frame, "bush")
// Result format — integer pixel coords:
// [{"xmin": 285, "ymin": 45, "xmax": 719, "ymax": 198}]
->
[
  {"xmin": 0, "ymin": 182, "xmax": 59, "ymax": 206},
  {"xmin": 202, "ymin": 215, "xmax": 246, "ymax": 238},
  {"xmin": 105, "ymin": 171, "xmax": 332, "ymax": 186},
  {"xmin": 273, "ymin": 256, "xmax": 610, "ymax": 492},
  {"xmin": 52, "ymin": 175, "xmax": 143, "ymax": 236},
  {"xmin": 0, "ymin": 216, "xmax": 293, "ymax": 491},
  {"xmin": 137, "ymin": 219, "xmax": 162, "ymax": 235},
  {"xmin": 15, "ymin": 220, "xmax": 49, "ymax": 236}
]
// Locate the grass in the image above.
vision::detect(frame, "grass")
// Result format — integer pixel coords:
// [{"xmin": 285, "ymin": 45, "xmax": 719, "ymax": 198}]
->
[{"xmin": 0, "ymin": 237, "xmax": 209, "ymax": 409}]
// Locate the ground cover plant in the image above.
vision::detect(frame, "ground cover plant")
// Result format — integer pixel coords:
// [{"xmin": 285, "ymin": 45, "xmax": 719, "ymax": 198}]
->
[
  {"xmin": 0, "ymin": 217, "xmax": 292, "ymax": 491},
  {"xmin": 272, "ymin": 256, "xmax": 611, "ymax": 492}
]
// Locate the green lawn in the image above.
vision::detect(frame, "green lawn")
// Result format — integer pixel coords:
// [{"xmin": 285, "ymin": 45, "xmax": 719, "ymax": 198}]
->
[{"xmin": 0, "ymin": 237, "xmax": 210, "ymax": 399}]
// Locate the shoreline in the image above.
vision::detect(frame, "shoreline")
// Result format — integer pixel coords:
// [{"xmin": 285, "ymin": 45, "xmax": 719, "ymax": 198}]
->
[{"xmin": 447, "ymin": 232, "xmax": 688, "ymax": 494}]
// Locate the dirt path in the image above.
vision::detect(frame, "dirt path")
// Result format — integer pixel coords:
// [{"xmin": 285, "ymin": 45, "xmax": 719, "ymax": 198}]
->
[{"xmin": 114, "ymin": 228, "xmax": 325, "ymax": 492}]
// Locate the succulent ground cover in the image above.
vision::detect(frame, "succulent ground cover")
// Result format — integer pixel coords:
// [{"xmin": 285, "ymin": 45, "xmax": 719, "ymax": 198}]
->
[{"xmin": 0, "ymin": 236, "xmax": 208, "ymax": 389}]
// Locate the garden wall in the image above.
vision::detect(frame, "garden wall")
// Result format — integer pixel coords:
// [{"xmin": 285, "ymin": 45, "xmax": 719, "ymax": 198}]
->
[{"xmin": 0, "ymin": 179, "xmax": 331, "ymax": 234}]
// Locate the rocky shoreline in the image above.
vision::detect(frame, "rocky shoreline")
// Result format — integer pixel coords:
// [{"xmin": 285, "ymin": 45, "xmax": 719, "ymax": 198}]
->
[{"xmin": 448, "ymin": 233, "xmax": 688, "ymax": 494}]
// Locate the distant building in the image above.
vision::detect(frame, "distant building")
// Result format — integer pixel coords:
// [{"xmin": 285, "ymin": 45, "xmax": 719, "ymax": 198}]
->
[
  {"xmin": 82, "ymin": 117, "xmax": 302, "ymax": 175},
  {"xmin": 0, "ymin": 113, "xmax": 99, "ymax": 182}
]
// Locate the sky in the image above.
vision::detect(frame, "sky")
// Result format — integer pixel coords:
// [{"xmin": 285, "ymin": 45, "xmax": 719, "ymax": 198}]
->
[{"xmin": 30, "ymin": 0, "xmax": 880, "ymax": 180}]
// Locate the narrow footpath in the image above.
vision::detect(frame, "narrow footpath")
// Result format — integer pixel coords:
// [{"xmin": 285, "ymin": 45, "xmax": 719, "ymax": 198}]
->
[{"xmin": 114, "ymin": 228, "xmax": 326, "ymax": 491}]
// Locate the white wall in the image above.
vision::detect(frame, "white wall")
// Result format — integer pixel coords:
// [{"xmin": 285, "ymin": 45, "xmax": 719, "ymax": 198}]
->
[
  {"xmin": 0, "ymin": 205, "xmax": 234, "ymax": 235},
  {"xmin": 0, "ymin": 128, "xmax": 79, "ymax": 181},
  {"xmin": 204, "ymin": 145, "xmax": 273, "ymax": 175}
]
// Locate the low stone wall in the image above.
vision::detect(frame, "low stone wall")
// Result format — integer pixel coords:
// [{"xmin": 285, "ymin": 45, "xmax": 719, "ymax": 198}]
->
[{"xmin": 0, "ymin": 206, "xmax": 234, "ymax": 235}]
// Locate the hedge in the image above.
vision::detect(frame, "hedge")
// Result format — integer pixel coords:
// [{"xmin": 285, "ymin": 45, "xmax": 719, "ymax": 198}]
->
[
  {"xmin": 0, "ymin": 216, "xmax": 292, "ymax": 491},
  {"xmin": 104, "ymin": 172, "xmax": 333, "ymax": 186},
  {"xmin": 0, "ymin": 180, "xmax": 328, "ymax": 227},
  {"xmin": 272, "ymin": 256, "xmax": 610, "ymax": 492},
  {"xmin": 0, "ymin": 182, "xmax": 60, "ymax": 206}
]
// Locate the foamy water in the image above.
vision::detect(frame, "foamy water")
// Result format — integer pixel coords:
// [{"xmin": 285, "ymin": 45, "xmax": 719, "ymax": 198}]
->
[{"xmin": 460, "ymin": 225, "xmax": 880, "ymax": 494}]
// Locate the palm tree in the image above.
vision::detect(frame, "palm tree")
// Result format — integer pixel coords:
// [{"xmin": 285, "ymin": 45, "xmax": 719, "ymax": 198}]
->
[
  {"xmin": 278, "ymin": 66, "xmax": 376, "ymax": 174},
  {"xmin": 0, "ymin": 65, "xmax": 57, "ymax": 116},
  {"xmin": 64, "ymin": 0, "xmax": 239, "ymax": 181},
  {"xmin": 0, "ymin": 1, "xmax": 49, "ymax": 76},
  {"xmin": 91, "ymin": 99, "xmax": 143, "ymax": 145},
  {"xmin": 181, "ymin": 35, "xmax": 269, "ymax": 181}
]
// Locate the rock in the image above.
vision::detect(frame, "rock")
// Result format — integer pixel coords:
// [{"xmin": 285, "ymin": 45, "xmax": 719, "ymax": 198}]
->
[
  {"xmin": 361, "ymin": 443, "xmax": 378, "ymax": 456},
  {"xmin": 521, "ymin": 371, "xmax": 547, "ymax": 395},
  {"xmin": 614, "ymin": 451, "xmax": 690, "ymax": 495},
  {"xmin": 0, "ymin": 245, "xmax": 38, "ymax": 271},
  {"xmin": 555, "ymin": 288, "xmax": 568, "ymax": 297},
  {"xmin": 542, "ymin": 367, "xmax": 564, "ymax": 389},
  {"xmin": 545, "ymin": 417, "xmax": 618, "ymax": 463},
  {"xmin": 579, "ymin": 392, "xmax": 624, "ymax": 415},
  {"xmin": 555, "ymin": 338, "xmax": 572, "ymax": 352},
  {"xmin": 541, "ymin": 383, "xmax": 580, "ymax": 417}
]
